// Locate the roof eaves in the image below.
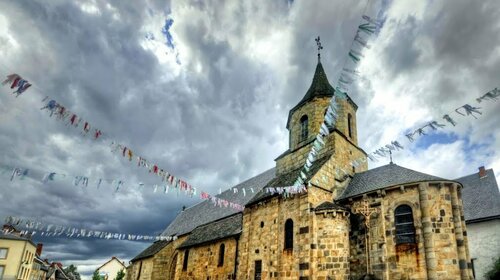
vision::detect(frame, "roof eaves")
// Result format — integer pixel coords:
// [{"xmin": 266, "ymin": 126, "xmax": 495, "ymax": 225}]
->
[
  {"xmin": 177, "ymin": 231, "xmax": 241, "ymax": 249},
  {"xmin": 337, "ymin": 179, "xmax": 455, "ymax": 201}
]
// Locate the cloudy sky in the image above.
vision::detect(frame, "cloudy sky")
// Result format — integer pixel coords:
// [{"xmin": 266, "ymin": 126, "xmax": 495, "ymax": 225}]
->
[{"xmin": 0, "ymin": 0, "xmax": 499, "ymax": 277}]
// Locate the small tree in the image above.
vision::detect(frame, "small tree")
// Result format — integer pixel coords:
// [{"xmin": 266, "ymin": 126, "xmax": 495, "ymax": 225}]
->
[
  {"xmin": 114, "ymin": 269, "xmax": 125, "ymax": 280},
  {"xmin": 64, "ymin": 264, "xmax": 81, "ymax": 280},
  {"xmin": 485, "ymin": 256, "xmax": 500, "ymax": 280},
  {"xmin": 92, "ymin": 270, "xmax": 101, "ymax": 280}
]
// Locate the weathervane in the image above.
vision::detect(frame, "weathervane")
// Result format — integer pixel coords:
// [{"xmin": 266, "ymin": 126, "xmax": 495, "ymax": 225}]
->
[
  {"xmin": 389, "ymin": 149, "xmax": 393, "ymax": 164},
  {"xmin": 315, "ymin": 36, "xmax": 323, "ymax": 62}
]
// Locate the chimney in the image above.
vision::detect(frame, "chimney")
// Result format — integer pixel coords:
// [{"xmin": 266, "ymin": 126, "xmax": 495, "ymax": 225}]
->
[
  {"xmin": 479, "ymin": 166, "xmax": 487, "ymax": 178},
  {"xmin": 36, "ymin": 243, "xmax": 43, "ymax": 256}
]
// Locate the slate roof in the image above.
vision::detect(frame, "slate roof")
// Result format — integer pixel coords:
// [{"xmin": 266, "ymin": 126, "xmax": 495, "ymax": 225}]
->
[
  {"xmin": 456, "ymin": 168, "xmax": 500, "ymax": 223},
  {"xmin": 0, "ymin": 232, "xmax": 36, "ymax": 246},
  {"xmin": 297, "ymin": 62, "xmax": 335, "ymax": 106},
  {"xmin": 315, "ymin": 201, "xmax": 347, "ymax": 211},
  {"xmin": 178, "ymin": 213, "xmax": 242, "ymax": 249},
  {"xmin": 130, "ymin": 240, "xmax": 171, "ymax": 262},
  {"xmin": 338, "ymin": 163, "xmax": 446, "ymax": 200},
  {"xmin": 247, "ymin": 155, "xmax": 331, "ymax": 206},
  {"xmin": 161, "ymin": 168, "xmax": 276, "ymax": 237}
]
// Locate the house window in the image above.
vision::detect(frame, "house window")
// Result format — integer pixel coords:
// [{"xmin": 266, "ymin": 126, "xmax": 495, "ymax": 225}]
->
[
  {"xmin": 0, "ymin": 248, "xmax": 7, "ymax": 259},
  {"xmin": 347, "ymin": 113, "xmax": 353, "ymax": 138},
  {"xmin": 300, "ymin": 115, "xmax": 308, "ymax": 142},
  {"xmin": 218, "ymin": 244, "xmax": 225, "ymax": 267},
  {"xmin": 395, "ymin": 205, "xmax": 416, "ymax": 244},
  {"xmin": 182, "ymin": 249, "xmax": 189, "ymax": 271},
  {"xmin": 0, "ymin": 265, "xmax": 5, "ymax": 280},
  {"xmin": 284, "ymin": 219, "xmax": 293, "ymax": 250}
]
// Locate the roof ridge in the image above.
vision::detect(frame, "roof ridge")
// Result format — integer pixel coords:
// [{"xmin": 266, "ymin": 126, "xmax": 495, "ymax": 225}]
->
[{"xmin": 454, "ymin": 168, "xmax": 494, "ymax": 180}]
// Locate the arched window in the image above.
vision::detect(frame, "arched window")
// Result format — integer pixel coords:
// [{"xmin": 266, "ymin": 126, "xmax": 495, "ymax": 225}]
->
[
  {"xmin": 300, "ymin": 115, "xmax": 308, "ymax": 142},
  {"xmin": 284, "ymin": 219, "xmax": 294, "ymax": 250},
  {"xmin": 395, "ymin": 205, "xmax": 416, "ymax": 244},
  {"xmin": 182, "ymin": 249, "xmax": 189, "ymax": 271},
  {"xmin": 218, "ymin": 243, "xmax": 225, "ymax": 267},
  {"xmin": 347, "ymin": 113, "xmax": 353, "ymax": 138}
]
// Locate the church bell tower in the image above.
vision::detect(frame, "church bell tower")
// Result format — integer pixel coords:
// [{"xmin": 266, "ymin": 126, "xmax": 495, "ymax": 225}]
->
[{"xmin": 275, "ymin": 38, "xmax": 366, "ymax": 188}]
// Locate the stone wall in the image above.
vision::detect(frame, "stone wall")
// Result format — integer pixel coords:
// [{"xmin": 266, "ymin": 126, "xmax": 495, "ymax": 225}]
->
[
  {"xmin": 276, "ymin": 130, "xmax": 366, "ymax": 183},
  {"xmin": 237, "ymin": 193, "xmax": 310, "ymax": 279},
  {"xmin": 288, "ymin": 97, "xmax": 332, "ymax": 151},
  {"xmin": 288, "ymin": 95, "xmax": 358, "ymax": 152},
  {"xmin": 312, "ymin": 207, "xmax": 350, "ymax": 279},
  {"xmin": 126, "ymin": 258, "xmax": 153, "ymax": 280},
  {"xmin": 346, "ymin": 182, "xmax": 473, "ymax": 280},
  {"xmin": 275, "ymin": 133, "xmax": 335, "ymax": 176},
  {"xmin": 307, "ymin": 134, "xmax": 367, "ymax": 200},
  {"xmin": 175, "ymin": 238, "xmax": 238, "ymax": 280},
  {"xmin": 151, "ymin": 237, "xmax": 186, "ymax": 280},
  {"xmin": 333, "ymin": 97, "xmax": 358, "ymax": 145},
  {"xmin": 278, "ymin": 91, "xmax": 364, "ymax": 179}
]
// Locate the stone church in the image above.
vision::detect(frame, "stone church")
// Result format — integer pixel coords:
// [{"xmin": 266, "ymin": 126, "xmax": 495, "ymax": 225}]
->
[{"xmin": 126, "ymin": 58, "xmax": 478, "ymax": 280}]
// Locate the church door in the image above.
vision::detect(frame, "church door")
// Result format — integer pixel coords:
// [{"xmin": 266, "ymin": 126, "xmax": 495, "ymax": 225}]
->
[{"xmin": 254, "ymin": 260, "xmax": 262, "ymax": 280}]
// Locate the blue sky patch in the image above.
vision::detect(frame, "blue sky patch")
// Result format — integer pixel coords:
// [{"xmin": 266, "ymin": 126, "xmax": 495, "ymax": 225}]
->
[
  {"xmin": 414, "ymin": 131, "xmax": 459, "ymax": 150},
  {"xmin": 162, "ymin": 18, "xmax": 175, "ymax": 49}
]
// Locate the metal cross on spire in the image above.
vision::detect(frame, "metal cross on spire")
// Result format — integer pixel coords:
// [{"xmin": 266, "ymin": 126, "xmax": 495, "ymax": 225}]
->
[{"xmin": 315, "ymin": 36, "xmax": 323, "ymax": 62}]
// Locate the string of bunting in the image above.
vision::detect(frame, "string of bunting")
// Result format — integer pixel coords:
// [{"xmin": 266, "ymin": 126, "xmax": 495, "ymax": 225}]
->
[
  {"xmin": 404, "ymin": 88, "xmax": 499, "ymax": 143},
  {"xmin": 0, "ymin": 164, "xmax": 245, "ymax": 211},
  {"xmin": 1, "ymin": 76, "xmax": 245, "ymax": 211},
  {"xmin": 1, "ymin": 74, "xmax": 32, "ymax": 97},
  {"xmin": 333, "ymin": 86, "xmax": 499, "ymax": 181},
  {"xmin": 3, "ymin": 216, "xmax": 177, "ymax": 242},
  {"xmin": 292, "ymin": 1, "xmax": 390, "ymax": 188},
  {"xmin": 1, "ymin": 162, "xmax": 307, "ymax": 203}
]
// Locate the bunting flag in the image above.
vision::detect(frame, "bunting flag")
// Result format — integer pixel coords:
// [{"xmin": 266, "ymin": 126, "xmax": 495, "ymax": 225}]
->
[
  {"xmin": 0, "ymin": 163, "xmax": 245, "ymax": 211},
  {"xmin": 3, "ymin": 216, "xmax": 176, "ymax": 242},
  {"xmin": 1, "ymin": 74, "xmax": 32, "ymax": 97},
  {"xmin": 200, "ymin": 192, "xmax": 245, "ymax": 211},
  {"xmin": 401, "ymin": 87, "xmax": 497, "ymax": 144}
]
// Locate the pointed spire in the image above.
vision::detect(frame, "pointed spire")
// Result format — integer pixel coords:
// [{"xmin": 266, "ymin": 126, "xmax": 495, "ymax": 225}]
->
[
  {"xmin": 299, "ymin": 61, "xmax": 335, "ymax": 104},
  {"xmin": 286, "ymin": 38, "xmax": 335, "ymax": 129}
]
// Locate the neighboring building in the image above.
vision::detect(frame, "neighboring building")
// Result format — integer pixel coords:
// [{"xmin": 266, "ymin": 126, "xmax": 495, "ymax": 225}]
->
[
  {"xmin": 30, "ymin": 256, "xmax": 48, "ymax": 280},
  {"xmin": 30, "ymin": 244, "xmax": 48, "ymax": 280},
  {"xmin": 0, "ymin": 227, "xmax": 37, "ymax": 280},
  {"xmin": 46, "ymin": 263, "xmax": 71, "ymax": 280},
  {"xmin": 128, "ymin": 57, "xmax": 480, "ymax": 279},
  {"xmin": 96, "ymin": 257, "xmax": 126, "ymax": 280},
  {"xmin": 457, "ymin": 167, "xmax": 500, "ymax": 280}
]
